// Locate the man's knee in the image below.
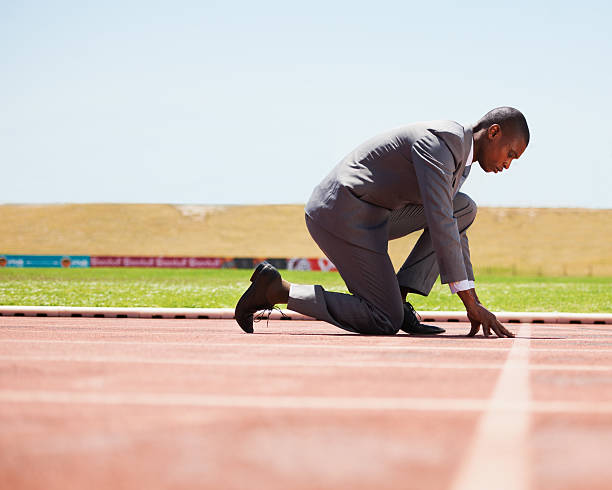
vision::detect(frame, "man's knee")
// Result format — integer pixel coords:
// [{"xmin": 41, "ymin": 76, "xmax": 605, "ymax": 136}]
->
[
  {"xmin": 454, "ymin": 192, "xmax": 477, "ymax": 224},
  {"xmin": 357, "ymin": 299, "xmax": 402, "ymax": 335},
  {"xmin": 372, "ymin": 302, "xmax": 403, "ymax": 335},
  {"xmin": 387, "ymin": 311, "xmax": 403, "ymax": 335}
]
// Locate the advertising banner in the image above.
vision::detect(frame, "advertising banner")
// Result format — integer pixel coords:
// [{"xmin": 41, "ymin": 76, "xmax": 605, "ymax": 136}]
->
[
  {"xmin": 1, "ymin": 254, "xmax": 335, "ymax": 271},
  {"xmin": 0, "ymin": 255, "xmax": 90, "ymax": 268},
  {"xmin": 90, "ymin": 256, "xmax": 227, "ymax": 269},
  {"xmin": 287, "ymin": 257, "xmax": 337, "ymax": 272},
  {"xmin": 187, "ymin": 257, "xmax": 226, "ymax": 268},
  {"xmin": 220, "ymin": 258, "xmax": 289, "ymax": 270}
]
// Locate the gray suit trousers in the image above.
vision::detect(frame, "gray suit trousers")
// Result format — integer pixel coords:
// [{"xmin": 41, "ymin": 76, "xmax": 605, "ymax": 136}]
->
[{"xmin": 287, "ymin": 192, "xmax": 477, "ymax": 335}]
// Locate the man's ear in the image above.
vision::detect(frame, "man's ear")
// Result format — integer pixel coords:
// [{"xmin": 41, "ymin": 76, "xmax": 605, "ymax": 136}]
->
[{"xmin": 487, "ymin": 124, "xmax": 501, "ymax": 140}]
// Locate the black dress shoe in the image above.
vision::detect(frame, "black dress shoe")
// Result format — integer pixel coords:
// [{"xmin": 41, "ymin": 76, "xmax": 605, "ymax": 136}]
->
[
  {"xmin": 249, "ymin": 261, "xmax": 269, "ymax": 283},
  {"xmin": 235, "ymin": 262, "xmax": 281, "ymax": 333},
  {"xmin": 400, "ymin": 301, "xmax": 445, "ymax": 335}
]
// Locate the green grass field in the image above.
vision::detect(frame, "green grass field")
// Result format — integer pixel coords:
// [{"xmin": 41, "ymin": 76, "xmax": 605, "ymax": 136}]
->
[{"xmin": 0, "ymin": 268, "xmax": 610, "ymax": 313}]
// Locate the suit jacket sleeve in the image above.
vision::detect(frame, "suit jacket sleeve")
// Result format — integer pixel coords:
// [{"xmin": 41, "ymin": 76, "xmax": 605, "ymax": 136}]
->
[
  {"xmin": 461, "ymin": 232, "xmax": 475, "ymax": 282},
  {"xmin": 410, "ymin": 131, "xmax": 468, "ymax": 284}
]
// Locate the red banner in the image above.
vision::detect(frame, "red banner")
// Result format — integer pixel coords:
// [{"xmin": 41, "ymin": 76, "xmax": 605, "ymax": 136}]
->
[
  {"xmin": 88, "ymin": 256, "xmax": 335, "ymax": 270},
  {"xmin": 90, "ymin": 256, "xmax": 226, "ymax": 268}
]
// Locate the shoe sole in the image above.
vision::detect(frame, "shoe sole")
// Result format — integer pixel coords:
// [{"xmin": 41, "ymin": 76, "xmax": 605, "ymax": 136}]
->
[
  {"xmin": 235, "ymin": 283, "xmax": 257, "ymax": 333},
  {"xmin": 407, "ymin": 328, "xmax": 446, "ymax": 335},
  {"xmin": 235, "ymin": 262, "xmax": 276, "ymax": 334}
]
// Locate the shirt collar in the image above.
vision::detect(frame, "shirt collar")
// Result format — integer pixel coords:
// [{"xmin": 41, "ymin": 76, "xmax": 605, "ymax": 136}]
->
[{"xmin": 465, "ymin": 137, "xmax": 474, "ymax": 167}]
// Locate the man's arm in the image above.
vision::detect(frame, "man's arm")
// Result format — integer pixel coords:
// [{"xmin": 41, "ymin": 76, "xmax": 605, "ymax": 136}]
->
[
  {"xmin": 410, "ymin": 132, "xmax": 468, "ymax": 283},
  {"xmin": 410, "ymin": 132, "xmax": 513, "ymax": 338},
  {"xmin": 457, "ymin": 288, "xmax": 514, "ymax": 338}
]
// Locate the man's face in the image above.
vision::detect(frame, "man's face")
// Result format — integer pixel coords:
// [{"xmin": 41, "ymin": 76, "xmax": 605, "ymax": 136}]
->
[{"xmin": 477, "ymin": 124, "xmax": 527, "ymax": 174}]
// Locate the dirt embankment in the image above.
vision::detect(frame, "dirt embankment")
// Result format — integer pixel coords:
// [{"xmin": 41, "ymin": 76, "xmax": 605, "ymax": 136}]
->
[{"xmin": 1, "ymin": 204, "xmax": 610, "ymax": 276}]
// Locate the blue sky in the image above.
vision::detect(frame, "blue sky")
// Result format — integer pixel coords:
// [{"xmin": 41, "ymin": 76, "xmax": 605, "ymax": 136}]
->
[{"xmin": 2, "ymin": 1, "xmax": 611, "ymax": 208}]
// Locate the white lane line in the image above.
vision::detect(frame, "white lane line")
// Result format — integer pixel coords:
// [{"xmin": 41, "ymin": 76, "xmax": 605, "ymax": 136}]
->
[
  {"xmin": 451, "ymin": 324, "xmax": 532, "ymax": 490},
  {"xmin": 0, "ymin": 354, "xmax": 609, "ymax": 372},
  {"xmin": 0, "ymin": 389, "xmax": 610, "ymax": 414},
  {"xmin": 1, "ymin": 338, "xmax": 611, "ymax": 354}
]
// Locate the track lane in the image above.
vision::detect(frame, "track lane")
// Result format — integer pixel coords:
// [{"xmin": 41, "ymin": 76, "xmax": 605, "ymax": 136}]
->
[{"xmin": 1, "ymin": 316, "xmax": 611, "ymax": 490}]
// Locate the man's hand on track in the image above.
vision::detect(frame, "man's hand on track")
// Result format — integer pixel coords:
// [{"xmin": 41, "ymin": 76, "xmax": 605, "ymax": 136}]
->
[
  {"xmin": 466, "ymin": 303, "xmax": 514, "ymax": 338},
  {"xmin": 456, "ymin": 288, "xmax": 514, "ymax": 338}
]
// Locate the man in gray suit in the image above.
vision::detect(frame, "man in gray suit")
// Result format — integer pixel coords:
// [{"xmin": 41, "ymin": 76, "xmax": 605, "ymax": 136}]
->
[{"xmin": 236, "ymin": 107, "xmax": 529, "ymax": 337}]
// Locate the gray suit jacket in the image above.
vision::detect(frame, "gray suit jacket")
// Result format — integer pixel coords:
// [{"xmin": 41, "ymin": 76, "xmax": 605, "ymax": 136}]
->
[{"xmin": 305, "ymin": 120, "xmax": 473, "ymax": 284}]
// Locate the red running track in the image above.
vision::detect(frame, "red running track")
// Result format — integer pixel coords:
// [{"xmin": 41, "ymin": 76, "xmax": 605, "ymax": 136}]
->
[{"xmin": 1, "ymin": 317, "xmax": 611, "ymax": 490}]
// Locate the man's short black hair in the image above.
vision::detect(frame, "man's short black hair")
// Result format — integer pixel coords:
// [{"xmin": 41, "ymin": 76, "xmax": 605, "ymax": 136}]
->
[{"xmin": 474, "ymin": 107, "xmax": 530, "ymax": 145}]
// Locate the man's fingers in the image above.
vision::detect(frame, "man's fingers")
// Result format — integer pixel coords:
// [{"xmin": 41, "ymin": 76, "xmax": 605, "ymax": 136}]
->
[
  {"xmin": 488, "ymin": 320, "xmax": 501, "ymax": 337},
  {"xmin": 490, "ymin": 320, "xmax": 504, "ymax": 338},
  {"xmin": 490, "ymin": 320, "xmax": 513, "ymax": 338},
  {"xmin": 497, "ymin": 321, "xmax": 515, "ymax": 338},
  {"xmin": 483, "ymin": 322, "xmax": 491, "ymax": 337},
  {"xmin": 468, "ymin": 321, "xmax": 480, "ymax": 337}
]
